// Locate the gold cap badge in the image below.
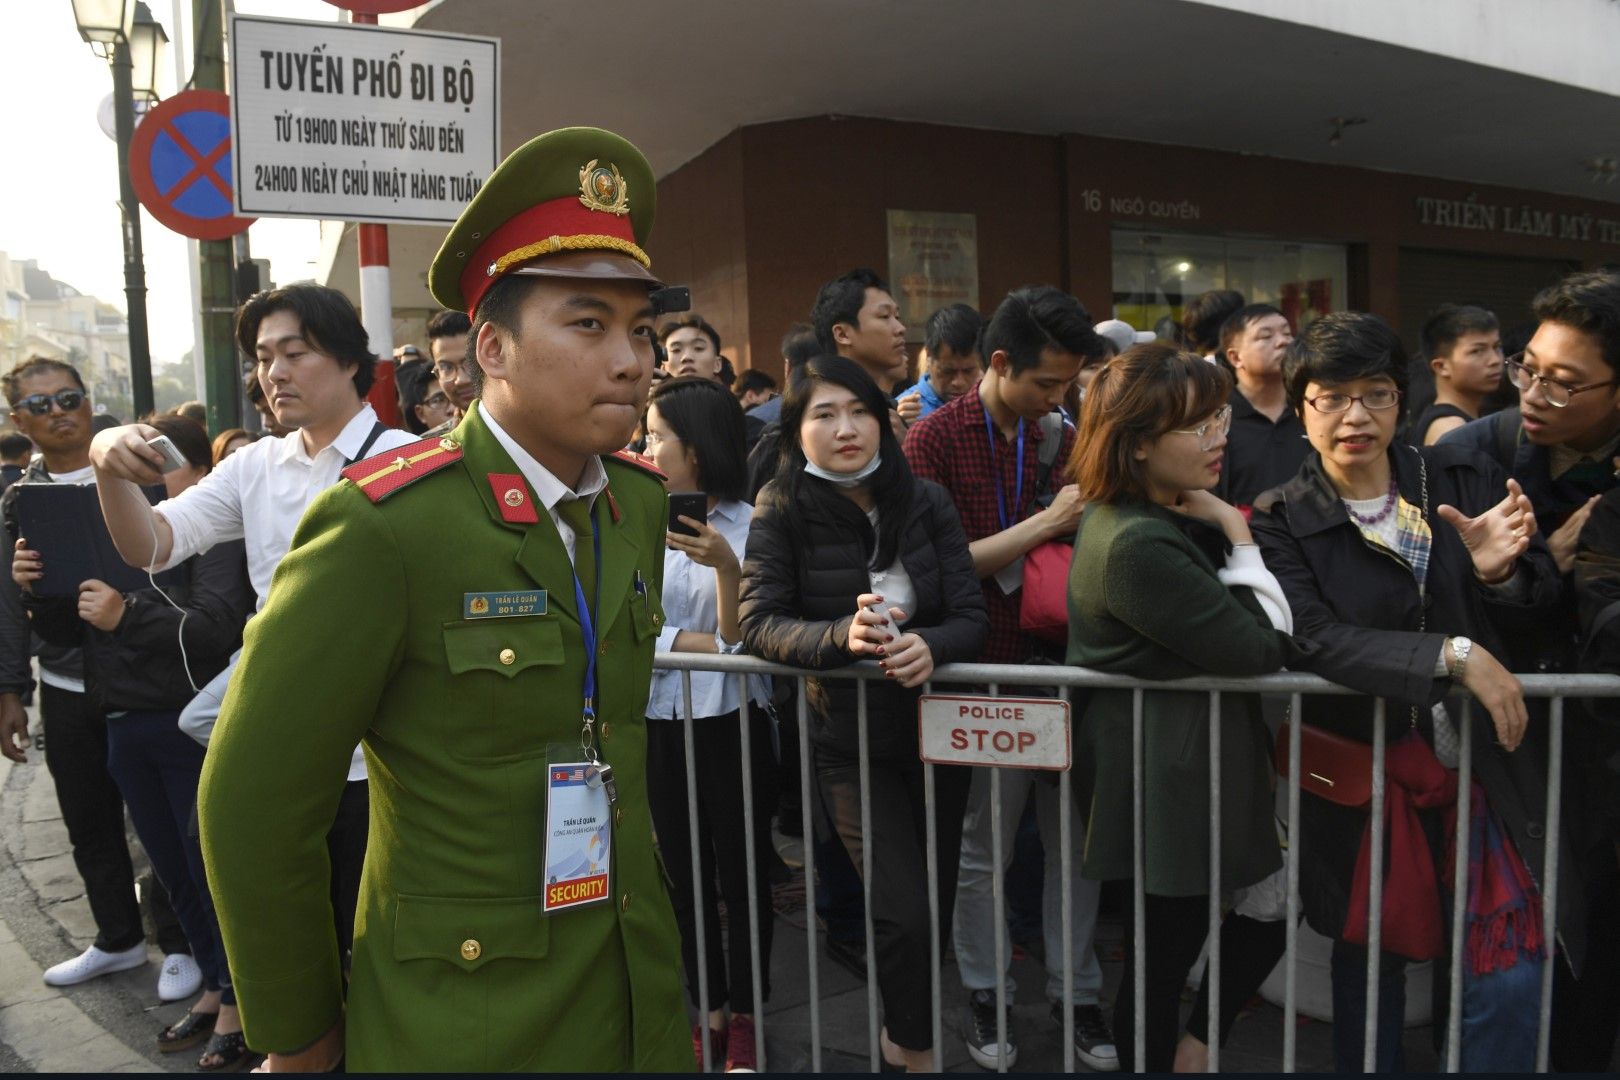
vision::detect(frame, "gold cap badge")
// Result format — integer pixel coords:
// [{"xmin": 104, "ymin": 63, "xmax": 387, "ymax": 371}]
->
[{"xmin": 578, "ymin": 160, "xmax": 630, "ymax": 216}]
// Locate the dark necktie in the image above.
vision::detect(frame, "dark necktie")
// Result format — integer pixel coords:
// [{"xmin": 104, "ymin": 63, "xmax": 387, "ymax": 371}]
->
[{"xmin": 557, "ymin": 497, "xmax": 596, "ymax": 601}]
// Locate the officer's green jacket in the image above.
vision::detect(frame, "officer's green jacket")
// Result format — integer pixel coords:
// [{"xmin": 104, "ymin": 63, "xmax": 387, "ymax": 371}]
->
[{"xmin": 198, "ymin": 406, "xmax": 691, "ymax": 1071}]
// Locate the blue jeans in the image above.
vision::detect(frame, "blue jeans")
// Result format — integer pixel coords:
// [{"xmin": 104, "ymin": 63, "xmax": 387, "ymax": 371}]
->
[
  {"xmin": 1460, "ymin": 951, "xmax": 1542, "ymax": 1072},
  {"xmin": 104, "ymin": 709, "xmax": 233, "ymax": 1004},
  {"xmin": 1329, "ymin": 940, "xmax": 1407, "ymax": 1073}
]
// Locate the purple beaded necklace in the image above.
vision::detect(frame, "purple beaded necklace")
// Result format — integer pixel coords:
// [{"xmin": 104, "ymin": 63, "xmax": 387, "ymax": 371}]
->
[{"xmin": 1343, "ymin": 479, "xmax": 1399, "ymax": 526}]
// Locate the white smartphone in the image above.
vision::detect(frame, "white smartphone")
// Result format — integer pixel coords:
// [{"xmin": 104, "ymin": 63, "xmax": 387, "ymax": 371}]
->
[{"xmin": 147, "ymin": 435, "xmax": 186, "ymax": 474}]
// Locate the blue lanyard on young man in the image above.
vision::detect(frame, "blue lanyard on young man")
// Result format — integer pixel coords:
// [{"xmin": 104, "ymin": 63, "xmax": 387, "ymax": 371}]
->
[
  {"xmin": 571, "ymin": 517, "xmax": 606, "ymax": 760},
  {"xmin": 985, "ymin": 409, "xmax": 1025, "ymax": 532}
]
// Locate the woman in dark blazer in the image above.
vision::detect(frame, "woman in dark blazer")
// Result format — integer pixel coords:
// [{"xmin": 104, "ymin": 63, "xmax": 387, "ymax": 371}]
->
[
  {"xmin": 1066, "ymin": 344, "xmax": 1313, "ymax": 1071},
  {"xmin": 740, "ymin": 356, "xmax": 988, "ymax": 1072},
  {"xmin": 1250, "ymin": 312, "xmax": 1565, "ymax": 1073}
]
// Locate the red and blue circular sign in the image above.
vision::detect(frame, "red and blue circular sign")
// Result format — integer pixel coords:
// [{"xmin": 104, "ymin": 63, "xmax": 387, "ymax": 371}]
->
[{"xmin": 128, "ymin": 89, "xmax": 254, "ymax": 241}]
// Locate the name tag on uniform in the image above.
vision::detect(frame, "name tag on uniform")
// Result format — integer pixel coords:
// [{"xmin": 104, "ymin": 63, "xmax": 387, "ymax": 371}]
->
[
  {"xmin": 543, "ymin": 762, "xmax": 612, "ymax": 913},
  {"xmin": 463, "ymin": 590, "xmax": 547, "ymax": 619}
]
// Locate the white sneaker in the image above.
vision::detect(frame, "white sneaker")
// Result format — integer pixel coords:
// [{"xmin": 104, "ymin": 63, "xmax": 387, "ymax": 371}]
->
[
  {"xmin": 157, "ymin": 953, "xmax": 202, "ymax": 1002},
  {"xmin": 42, "ymin": 943, "xmax": 147, "ymax": 987}
]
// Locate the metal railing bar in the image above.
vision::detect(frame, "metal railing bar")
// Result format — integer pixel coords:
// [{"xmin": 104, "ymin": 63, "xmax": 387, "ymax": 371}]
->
[
  {"xmin": 1446, "ymin": 702, "xmax": 1472, "ymax": 1073},
  {"xmin": 680, "ymin": 670, "xmax": 711, "ymax": 1072},
  {"xmin": 1536, "ymin": 696, "xmax": 1565, "ymax": 1074},
  {"xmin": 1284, "ymin": 692, "xmax": 1302, "ymax": 1074},
  {"xmin": 1208, "ymin": 689, "xmax": 1222, "ymax": 1074},
  {"xmin": 1363, "ymin": 698, "xmax": 1387, "ymax": 1073},
  {"xmin": 737, "ymin": 681, "xmax": 766, "ymax": 1066},
  {"xmin": 1059, "ymin": 679, "xmax": 1075, "ymax": 1075},
  {"xmin": 1132, "ymin": 686, "xmax": 1146, "ymax": 1071},
  {"xmin": 857, "ymin": 678, "xmax": 880, "ymax": 1071},
  {"xmin": 797, "ymin": 681, "xmax": 821, "ymax": 1072}
]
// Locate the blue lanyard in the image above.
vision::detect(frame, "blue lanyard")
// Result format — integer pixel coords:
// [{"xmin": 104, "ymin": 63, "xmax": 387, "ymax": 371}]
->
[
  {"xmin": 985, "ymin": 410, "xmax": 1025, "ymax": 532},
  {"xmin": 572, "ymin": 517, "xmax": 604, "ymax": 760}
]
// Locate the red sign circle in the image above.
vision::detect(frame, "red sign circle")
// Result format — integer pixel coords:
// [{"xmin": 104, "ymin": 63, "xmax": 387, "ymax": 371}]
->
[
  {"xmin": 128, "ymin": 89, "xmax": 254, "ymax": 241},
  {"xmin": 319, "ymin": 0, "xmax": 425, "ymax": 12}
]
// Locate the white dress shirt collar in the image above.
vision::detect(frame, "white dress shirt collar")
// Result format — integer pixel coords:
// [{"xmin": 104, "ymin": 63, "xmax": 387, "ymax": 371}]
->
[
  {"xmin": 270, "ymin": 404, "xmax": 386, "ymax": 466},
  {"xmin": 478, "ymin": 401, "xmax": 607, "ymax": 508}
]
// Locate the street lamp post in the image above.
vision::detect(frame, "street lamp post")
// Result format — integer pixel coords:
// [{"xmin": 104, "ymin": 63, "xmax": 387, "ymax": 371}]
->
[{"xmin": 70, "ymin": 0, "xmax": 166, "ymax": 419}]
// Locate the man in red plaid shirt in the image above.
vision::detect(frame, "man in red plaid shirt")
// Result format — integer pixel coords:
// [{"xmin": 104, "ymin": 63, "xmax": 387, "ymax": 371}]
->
[{"xmin": 903, "ymin": 286, "xmax": 1118, "ymax": 1072}]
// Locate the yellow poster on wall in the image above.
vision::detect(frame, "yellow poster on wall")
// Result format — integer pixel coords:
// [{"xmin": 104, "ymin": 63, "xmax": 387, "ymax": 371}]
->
[{"xmin": 886, "ymin": 210, "xmax": 979, "ymax": 342}]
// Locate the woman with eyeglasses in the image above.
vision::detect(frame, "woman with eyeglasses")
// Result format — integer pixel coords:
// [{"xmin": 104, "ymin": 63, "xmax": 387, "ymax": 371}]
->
[
  {"xmin": 1249, "ymin": 312, "xmax": 1566, "ymax": 1072},
  {"xmin": 1066, "ymin": 343, "xmax": 1311, "ymax": 1071}
]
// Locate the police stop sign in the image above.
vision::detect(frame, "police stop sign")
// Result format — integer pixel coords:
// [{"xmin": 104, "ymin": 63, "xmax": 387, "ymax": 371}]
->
[{"xmin": 918, "ymin": 695, "xmax": 1071, "ymax": 771}]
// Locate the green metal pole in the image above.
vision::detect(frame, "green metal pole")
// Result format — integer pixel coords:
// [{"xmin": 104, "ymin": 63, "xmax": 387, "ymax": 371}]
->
[{"xmin": 194, "ymin": 0, "xmax": 239, "ymax": 435}]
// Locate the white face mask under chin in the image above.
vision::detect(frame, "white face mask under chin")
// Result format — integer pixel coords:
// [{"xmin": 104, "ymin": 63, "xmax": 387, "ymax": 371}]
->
[{"xmin": 803, "ymin": 452, "xmax": 882, "ymax": 488}]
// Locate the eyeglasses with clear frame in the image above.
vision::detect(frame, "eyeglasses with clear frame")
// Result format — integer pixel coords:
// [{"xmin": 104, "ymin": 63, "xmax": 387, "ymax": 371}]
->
[
  {"xmin": 642, "ymin": 430, "xmax": 680, "ymax": 448},
  {"xmin": 1304, "ymin": 387, "xmax": 1402, "ymax": 414},
  {"xmin": 1168, "ymin": 404, "xmax": 1232, "ymax": 451},
  {"xmin": 1504, "ymin": 353, "xmax": 1618, "ymax": 408},
  {"xmin": 421, "ymin": 392, "xmax": 449, "ymax": 410}
]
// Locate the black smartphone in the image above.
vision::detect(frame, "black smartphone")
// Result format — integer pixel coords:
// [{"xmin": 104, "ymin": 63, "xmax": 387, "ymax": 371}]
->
[{"xmin": 668, "ymin": 492, "xmax": 707, "ymax": 536}]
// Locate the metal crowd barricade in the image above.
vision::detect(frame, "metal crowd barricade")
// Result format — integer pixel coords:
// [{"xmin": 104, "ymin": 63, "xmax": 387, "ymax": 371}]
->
[{"xmin": 655, "ymin": 652, "xmax": 1620, "ymax": 1073}]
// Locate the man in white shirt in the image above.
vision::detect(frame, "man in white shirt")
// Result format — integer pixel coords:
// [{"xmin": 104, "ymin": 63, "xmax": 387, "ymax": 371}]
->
[{"xmin": 88, "ymin": 284, "xmax": 414, "ymax": 965}]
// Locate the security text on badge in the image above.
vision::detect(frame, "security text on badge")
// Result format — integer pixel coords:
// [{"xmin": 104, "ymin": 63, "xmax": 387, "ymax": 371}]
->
[
  {"xmin": 917, "ymin": 695, "xmax": 1071, "ymax": 771},
  {"xmin": 542, "ymin": 763, "xmax": 611, "ymax": 913},
  {"xmin": 464, "ymin": 590, "xmax": 546, "ymax": 619}
]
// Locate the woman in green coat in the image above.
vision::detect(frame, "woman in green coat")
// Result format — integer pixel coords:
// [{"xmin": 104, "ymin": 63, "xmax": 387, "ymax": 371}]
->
[{"xmin": 1066, "ymin": 344, "xmax": 1313, "ymax": 1071}]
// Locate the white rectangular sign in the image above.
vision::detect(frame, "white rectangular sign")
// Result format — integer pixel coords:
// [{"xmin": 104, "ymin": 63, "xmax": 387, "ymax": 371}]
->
[
  {"xmin": 229, "ymin": 14, "xmax": 500, "ymax": 225},
  {"xmin": 918, "ymin": 695, "xmax": 1071, "ymax": 771}
]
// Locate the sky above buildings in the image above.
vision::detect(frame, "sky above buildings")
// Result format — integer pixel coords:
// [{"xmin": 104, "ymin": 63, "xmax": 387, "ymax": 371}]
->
[{"xmin": 0, "ymin": 1, "xmax": 345, "ymax": 371}]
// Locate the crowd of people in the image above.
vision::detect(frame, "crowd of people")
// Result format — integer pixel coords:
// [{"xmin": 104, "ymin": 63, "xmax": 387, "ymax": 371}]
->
[{"xmin": 1, "ymin": 121, "xmax": 1618, "ymax": 1078}]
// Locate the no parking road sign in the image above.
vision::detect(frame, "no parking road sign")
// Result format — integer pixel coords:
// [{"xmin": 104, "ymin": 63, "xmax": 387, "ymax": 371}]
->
[{"xmin": 129, "ymin": 89, "xmax": 255, "ymax": 241}]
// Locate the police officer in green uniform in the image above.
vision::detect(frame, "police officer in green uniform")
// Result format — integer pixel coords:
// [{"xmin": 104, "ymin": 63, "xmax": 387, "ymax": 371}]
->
[{"xmin": 194, "ymin": 128, "xmax": 694, "ymax": 1071}]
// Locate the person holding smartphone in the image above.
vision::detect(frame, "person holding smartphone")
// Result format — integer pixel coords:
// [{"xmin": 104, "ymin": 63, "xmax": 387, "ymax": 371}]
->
[
  {"xmin": 640, "ymin": 376, "xmax": 775, "ymax": 1072},
  {"xmin": 740, "ymin": 356, "xmax": 988, "ymax": 1072}
]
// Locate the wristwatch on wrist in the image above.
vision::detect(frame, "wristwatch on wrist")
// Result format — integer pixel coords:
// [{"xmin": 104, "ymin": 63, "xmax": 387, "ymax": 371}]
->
[{"xmin": 1446, "ymin": 636, "xmax": 1473, "ymax": 682}]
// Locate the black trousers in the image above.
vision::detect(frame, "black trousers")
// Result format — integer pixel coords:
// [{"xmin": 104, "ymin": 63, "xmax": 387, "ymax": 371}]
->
[
  {"xmin": 646, "ymin": 711, "xmax": 775, "ymax": 1015},
  {"xmin": 39, "ymin": 683, "xmax": 143, "ymax": 953},
  {"xmin": 1185, "ymin": 913, "xmax": 1289, "ymax": 1047},
  {"xmin": 105, "ymin": 709, "xmax": 232, "ymax": 1002},
  {"xmin": 818, "ymin": 747, "xmax": 971, "ymax": 1052},
  {"xmin": 327, "ymin": 779, "xmax": 369, "ymax": 965},
  {"xmin": 1115, "ymin": 893, "xmax": 1210, "ymax": 1073}
]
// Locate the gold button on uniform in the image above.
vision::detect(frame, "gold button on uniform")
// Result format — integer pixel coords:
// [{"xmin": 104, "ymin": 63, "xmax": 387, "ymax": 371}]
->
[
  {"xmin": 620, "ymin": 892, "xmax": 632, "ymax": 912},
  {"xmin": 499, "ymin": 648, "xmax": 515, "ymax": 666},
  {"xmin": 460, "ymin": 939, "xmax": 481, "ymax": 961},
  {"xmin": 598, "ymin": 641, "xmax": 610, "ymax": 656},
  {"xmin": 614, "ymin": 806, "xmax": 624, "ymax": 826}
]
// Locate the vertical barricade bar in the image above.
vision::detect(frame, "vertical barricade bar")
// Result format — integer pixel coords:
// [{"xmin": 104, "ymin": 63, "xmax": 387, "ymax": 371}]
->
[
  {"xmin": 1284, "ymin": 693, "xmax": 1302, "ymax": 1074},
  {"xmin": 1059, "ymin": 682, "xmax": 1075, "ymax": 1075},
  {"xmin": 923, "ymin": 682, "xmax": 943, "ymax": 1073},
  {"xmin": 857, "ymin": 678, "xmax": 880, "ymax": 1070},
  {"xmin": 1536, "ymin": 696, "xmax": 1565, "ymax": 1073},
  {"xmin": 1446, "ymin": 702, "xmax": 1472, "ymax": 1073},
  {"xmin": 1132, "ymin": 687, "xmax": 1146, "ymax": 1070},
  {"xmin": 681, "ymin": 671, "xmax": 711, "ymax": 1072},
  {"xmin": 736, "ymin": 681, "xmax": 766, "ymax": 1066},
  {"xmin": 798, "ymin": 680, "xmax": 822, "ymax": 1072},
  {"xmin": 1208, "ymin": 690, "xmax": 1222, "ymax": 1074},
  {"xmin": 1363, "ymin": 698, "xmax": 1387, "ymax": 1074},
  {"xmin": 989, "ymin": 683, "xmax": 1009, "ymax": 1074}
]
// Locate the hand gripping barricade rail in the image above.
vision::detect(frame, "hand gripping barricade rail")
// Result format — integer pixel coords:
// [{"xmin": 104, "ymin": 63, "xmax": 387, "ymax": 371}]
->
[{"xmin": 653, "ymin": 653, "xmax": 1620, "ymax": 1073}]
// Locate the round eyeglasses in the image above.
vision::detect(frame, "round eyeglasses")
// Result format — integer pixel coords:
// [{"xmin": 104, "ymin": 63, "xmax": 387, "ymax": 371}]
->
[
  {"xmin": 1304, "ymin": 388, "xmax": 1402, "ymax": 414},
  {"xmin": 1504, "ymin": 354, "xmax": 1617, "ymax": 408},
  {"xmin": 1168, "ymin": 404, "xmax": 1232, "ymax": 451}
]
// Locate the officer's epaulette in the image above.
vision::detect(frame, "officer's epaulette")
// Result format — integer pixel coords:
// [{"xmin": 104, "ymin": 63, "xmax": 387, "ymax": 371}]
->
[
  {"xmin": 342, "ymin": 436, "xmax": 463, "ymax": 503},
  {"xmin": 605, "ymin": 449, "xmax": 667, "ymax": 483}
]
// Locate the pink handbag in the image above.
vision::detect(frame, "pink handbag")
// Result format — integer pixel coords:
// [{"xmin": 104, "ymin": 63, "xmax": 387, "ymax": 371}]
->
[{"xmin": 1019, "ymin": 540, "xmax": 1073, "ymax": 644}]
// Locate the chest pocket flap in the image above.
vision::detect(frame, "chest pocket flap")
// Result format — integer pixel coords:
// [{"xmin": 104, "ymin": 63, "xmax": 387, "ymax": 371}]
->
[{"xmin": 443, "ymin": 616, "xmax": 564, "ymax": 678}]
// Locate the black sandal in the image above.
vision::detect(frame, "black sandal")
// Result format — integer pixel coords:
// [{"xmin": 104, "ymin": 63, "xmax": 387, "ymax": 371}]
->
[
  {"xmin": 197, "ymin": 1029, "xmax": 254, "ymax": 1073},
  {"xmin": 157, "ymin": 1010, "xmax": 216, "ymax": 1053}
]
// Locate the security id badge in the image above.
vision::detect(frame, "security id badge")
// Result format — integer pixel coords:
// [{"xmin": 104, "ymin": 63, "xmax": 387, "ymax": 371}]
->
[{"xmin": 543, "ymin": 762, "xmax": 612, "ymax": 913}]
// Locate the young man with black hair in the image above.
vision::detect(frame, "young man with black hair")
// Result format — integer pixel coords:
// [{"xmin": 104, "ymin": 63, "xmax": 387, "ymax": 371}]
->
[
  {"xmin": 659, "ymin": 313, "xmax": 726, "ymax": 382},
  {"xmin": 1442, "ymin": 267, "xmax": 1620, "ymax": 1071},
  {"xmin": 811, "ymin": 267, "xmax": 909, "ymax": 394},
  {"xmin": 744, "ymin": 322, "xmax": 818, "ymax": 437},
  {"xmin": 1215, "ymin": 303, "xmax": 1307, "ymax": 513},
  {"xmin": 1181, "ymin": 288, "xmax": 1245, "ymax": 361},
  {"xmin": 897, "ymin": 302, "xmax": 984, "ymax": 424},
  {"xmin": 732, "ymin": 369, "xmax": 777, "ymax": 410},
  {"xmin": 904, "ymin": 286, "xmax": 1117, "ymax": 1071},
  {"xmin": 88, "ymin": 284, "xmax": 415, "ymax": 994},
  {"xmin": 1414, "ymin": 304, "xmax": 1503, "ymax": 445},
  {"xmin": 0, "ymin": 358, "xmax": 195, "ymax": 992},
  {"xmin": 427, "ymin": 308, "xmax": 475, "ymax": 419}
]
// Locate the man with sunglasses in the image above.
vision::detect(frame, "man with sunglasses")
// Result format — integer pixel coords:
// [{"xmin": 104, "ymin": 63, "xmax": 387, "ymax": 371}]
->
[
  {"xmin": 1439, "ymin": 267, "xmax": 1620, "ymax": 1071},
  {"xmin": 0, "ymin": 359, "xmax": 173, "ymax": 989}
]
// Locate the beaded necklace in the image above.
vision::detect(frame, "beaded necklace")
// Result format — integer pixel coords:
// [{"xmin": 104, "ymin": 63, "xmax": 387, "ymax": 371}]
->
[{"xmin": 1343, "ymin": 478, "xmax": 1399, "ymax": 526}]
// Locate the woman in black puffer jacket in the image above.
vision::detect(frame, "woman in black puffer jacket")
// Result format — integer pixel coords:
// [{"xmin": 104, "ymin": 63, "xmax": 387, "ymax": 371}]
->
[{"xmin": 740, "ymin": 356, "xmax": 988, "ymax": 1072}]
